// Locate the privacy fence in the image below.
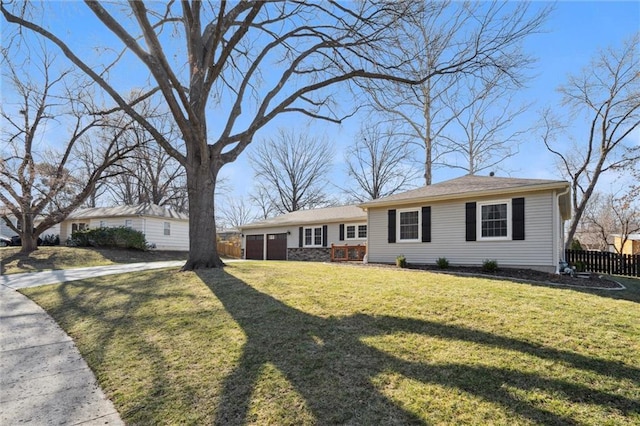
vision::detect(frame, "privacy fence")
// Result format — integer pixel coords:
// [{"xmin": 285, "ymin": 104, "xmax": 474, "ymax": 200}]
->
[
  {"xmin": 565, "ymin": 249, "xmax": 639, "ymax": 277},
  {"xmin": 217, "ymin": 241, "xmax": 241, "ymax": 258}
]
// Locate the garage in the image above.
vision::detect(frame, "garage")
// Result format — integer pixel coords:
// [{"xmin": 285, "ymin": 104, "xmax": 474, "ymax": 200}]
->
[
  {"xmin": 245, "ymin": 234, "xmax": 264, "ymax": 260},
  {"xmin": 266, "ymin": 233, "xmax": 287, "ymax": 260}
]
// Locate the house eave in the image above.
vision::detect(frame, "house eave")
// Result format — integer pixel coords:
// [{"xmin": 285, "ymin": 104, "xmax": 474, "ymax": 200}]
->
[{"xmin": 359, "ymin": 182, "xmax": 571, "ymax": 210}]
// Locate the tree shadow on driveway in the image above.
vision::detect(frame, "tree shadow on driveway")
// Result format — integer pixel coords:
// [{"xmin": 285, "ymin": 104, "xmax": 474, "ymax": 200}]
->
[{"xmin": 200, "ymin": 270, "xmax": 640, "ymax": 425}]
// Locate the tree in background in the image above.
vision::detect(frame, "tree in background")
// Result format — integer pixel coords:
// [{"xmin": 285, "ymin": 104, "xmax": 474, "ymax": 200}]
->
[
  {"xmin": 542, "ymin": 34, "xmax": 640, "ymax": 249},
  {"xmin": 439, "ymin": 75, "xmax": 529, "ymax": 175},
  {"xmin": 360, "ymin": 1, "xmax": 550, "ymax": 184},
  {"xmin": 580, "ymin": 192, "xmax": 640, "ymax": 253},
  {"xmin": 249, "ymin": 129, "xmax": 334, "ymax": 214},
  {"xmin": 0, "ymin": 47, "xmax": 138, "ymax": 254},
  {"xmin": 342, "ymin": 124, "xmax": 419, "ymax": 202},
  {"xmin": 217, "ymin": 197, "xmax": 257, "ymax": 230}
]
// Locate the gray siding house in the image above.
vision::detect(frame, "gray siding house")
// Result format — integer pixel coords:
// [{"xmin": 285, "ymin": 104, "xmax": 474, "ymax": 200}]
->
[
  {"xmin": 239, "ymin": 205, "xmax": 367, "ymax": 261},
  {"xmin": 360, "ymin": 175, "xmax": 571, "ymax": 273}
]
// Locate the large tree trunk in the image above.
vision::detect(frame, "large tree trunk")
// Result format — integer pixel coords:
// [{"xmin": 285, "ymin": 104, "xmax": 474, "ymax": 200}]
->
[
  {"xmin": 18, "ymin": 212, "xmax": 38, "ymax": 254},
  {"xmin": 183, "ymin": 171, "xmax": 224, "ymax": 270},
  {"xmin": 182, "ymin": 161, "xmax": 224, "ymax": 270}
]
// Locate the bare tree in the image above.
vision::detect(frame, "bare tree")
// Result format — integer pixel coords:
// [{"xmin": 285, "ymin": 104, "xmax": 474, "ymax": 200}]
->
[
  {"xmin": 542, "ymin": 34, "xmax": 640, "ymax": 249},
  {"xmin": 440, "ymin": 76, "xmax": 529, "ymax": 175},
  {"xmin": 0, "ymin": 48, "xmax": 138, "ymax": 253},
  {"xmin": 360, "ymin": 1, "xmax": 550, "ymax": 184},
  {"xmin": 581, "ymin": 192, "xmax": 640, "ymax": 253},
  {"xmin": 2, "ymin": 1, "xmax": 551, "ymax": 269},
  {"xmin": 249, "ymin": 186, "xmax": 277, "ymax": 221},
  {"xmin": 249, "ymin": 129, "xmax": 334, "ymax": 214},
  {"xmin": 342, "ymin": 124, "xmax": 419, "ymax": 202},
  {"xmin": 217, "ymin": 197, "xmax": 257, "ymax": 230}
]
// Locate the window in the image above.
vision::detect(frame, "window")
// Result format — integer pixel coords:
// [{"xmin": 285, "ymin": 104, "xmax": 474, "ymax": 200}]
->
[
  {"xmin": 479, "ymin": 201, "xmax": 510, "ymax": 239},
  {"xmin": 304, "ymin": 226, "xmax": 323, "ymax": 247},
  {"xmin": 164, "ymin": 222, "xmax": 170, "ymax": 236},
  {"xmin": 72, "ymin": 223, "xmax": 88, "ymax": 233},
  {"xmin": 124, "ymin": 219, "xmax": 132, "ymax": 228},
  {"xmin": 345, "ymin": 223, "xmax": 367, "ymax": 240},
  {"xmin": 100, "ymin": 220, "xmax": 106, "ymax": 228},
  {"xmin": 397, "ymin": 208, "xmax": 420, "ymax": 242},
  {"xmin": 358, "ymin": 224, "xmax": 367, "ymax": 239}
]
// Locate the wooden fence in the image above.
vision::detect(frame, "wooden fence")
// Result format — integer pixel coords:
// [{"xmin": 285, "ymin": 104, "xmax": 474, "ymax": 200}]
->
[
  {"xmin": 218, "ymin": 241, "xmax": 241, "ymax": 258},
  {"xmin": 565, "ymin": 249, "xmax": 639, "ymax": 277},
  {"xmin": 331, "ymin": 244, "xmax": 366, "ymax": 262}
]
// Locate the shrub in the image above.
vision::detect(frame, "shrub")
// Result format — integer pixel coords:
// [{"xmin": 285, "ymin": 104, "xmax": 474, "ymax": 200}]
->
[
  {"xmin": 41, "ymin": 234, "xmax": 60, "ymax": 246},
  {"xmin": 570, "ymin": 239, "xmax": 583, "ymax": 251},
  {"xmin": 436, "ymin": 257, "xmax": 449, "ymax": 269},
  {"xmin": 68, "ymin": 226, "xmax": 147, "ymax": 251},
  {"xmin": 573, "ymin": 260, "xmax": 586, "ymax": 272},
  {"xmin": 482, "ymin": 259, "xmax": 499, "ymax": 273},
  {"xmin": 396, "ymin": 255, "xmax": 407, "ymax": 268}
]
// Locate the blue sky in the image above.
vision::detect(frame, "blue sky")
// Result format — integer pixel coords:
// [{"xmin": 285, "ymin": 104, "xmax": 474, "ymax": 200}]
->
[{"xmin": 2, "ymin": 1, "xmax": 639, "ymax": 208}]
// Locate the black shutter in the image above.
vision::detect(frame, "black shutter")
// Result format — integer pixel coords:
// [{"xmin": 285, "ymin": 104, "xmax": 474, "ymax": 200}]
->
[
  {"xmin": 339, "ymin": 224, "xmax": 344, "ymax": 241},
  {"xmin": 512, "ymin": 197, "xmax": 525, "ymax": 240},
  {"xmin": 322, "ymin": 225, "xmax": 328, "ymax": 247},
  {"xmin": 465, "ymin": 202, "xmax": 477, "ymax": 241},
  {"xmin": 388, "ymin": 209, "xmax": 396, "ymax": 243},
  {"xmin": 421, "ymin": 206, "xmax": 431, "ymax": 243},
  {"xmin": 298, "ymin": 227, "xmax": 303, "ymax": 247}
]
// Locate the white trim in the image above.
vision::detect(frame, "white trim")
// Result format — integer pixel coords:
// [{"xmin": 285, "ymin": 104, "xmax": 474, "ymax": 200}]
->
[
  {"xmin": 345, "ymin": 222, "xmax": 367, "ymax": 240},
  {"xmin": 477, "ymin": 200, "xmax": 511, "ymax": 241},
  {"xmin": 303, "ymin": 226, "xmax": 323, "ymax": 247},
  {"xmin": 396, "ymin": 208, "xmax": 421, "ymax": 243}
]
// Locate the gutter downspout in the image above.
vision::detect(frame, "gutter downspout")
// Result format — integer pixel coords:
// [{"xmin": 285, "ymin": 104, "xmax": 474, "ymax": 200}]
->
[{"xmin": 554, "ymin": 186, "xmax": 571, "ymax": 274}]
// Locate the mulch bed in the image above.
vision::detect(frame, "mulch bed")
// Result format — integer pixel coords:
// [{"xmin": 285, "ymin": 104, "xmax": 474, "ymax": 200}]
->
[{"xmin": 343, "ymin": 262, "xmax": 625, "ymax": 290}]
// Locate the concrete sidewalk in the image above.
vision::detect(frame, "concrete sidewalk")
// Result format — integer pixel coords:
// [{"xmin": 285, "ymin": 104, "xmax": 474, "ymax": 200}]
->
[{"xmin": 0, "ymin": 260, "xmax": 186, "ymax": 425}]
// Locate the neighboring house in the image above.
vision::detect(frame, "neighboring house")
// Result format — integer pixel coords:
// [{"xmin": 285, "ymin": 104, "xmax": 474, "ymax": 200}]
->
[
  {"xmin": 239, "ymin": 205, "xmax": 367, "ymax": 261},
  {"xmin": 0, "ymin": 208, "xmax": 60, "ymax": 238},
  {"xmin": 611, "ymin": 234, "xmax": 640, "ymax": 255},
  {"xmin": 359, "ymin": 175, "xmax": 571, "ymax": 273},
  {"xmin": 61, "ymin": 204, "xmax": 189, "ymax": 251}
]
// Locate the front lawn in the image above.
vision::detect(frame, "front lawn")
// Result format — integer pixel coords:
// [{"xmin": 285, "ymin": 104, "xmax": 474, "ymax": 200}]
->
[
  {"xmin": 1, "ymin": 246, "xmax": 188, "ymax": 274},
  {"xmin": 22, "ymin": 262, "xmax": 640, "ymax": 425}
]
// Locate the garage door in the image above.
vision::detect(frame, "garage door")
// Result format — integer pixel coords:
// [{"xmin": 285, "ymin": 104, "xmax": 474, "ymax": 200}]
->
[
  {"xmin": 266, "ymin": 233, "xmax": 287, "ymax": 260},
  {"xmin": 245, "ymin": 234, "xmax": 264, "ymax": 260}
]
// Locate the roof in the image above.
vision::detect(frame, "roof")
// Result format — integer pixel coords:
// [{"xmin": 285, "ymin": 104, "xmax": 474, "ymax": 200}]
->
[
  {"xmin": 67, "ymin": 204, "xmax": 189, "ymax": 221},
  {"xmin": 240, "ymin": 205, "xmax": 366, "ymax": 230},
  {"xmin": 360, "ymin": 174, "xmax": 570, "ymax": 209},
  {"xmin": 610, "ymin": 234, "xmax": 640, "ymax": 240}
]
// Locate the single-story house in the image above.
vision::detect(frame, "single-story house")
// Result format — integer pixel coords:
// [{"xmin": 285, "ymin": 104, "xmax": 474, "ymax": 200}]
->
[
  {"xmin": 239, "ymin": 205, "xmax": 367, "ymax": 261},
  {"xmin": 359, "ymin": 174, "xmax": 571, "ymax": 273},
  {"xmin": 61, "ymin": 204, "xmax": 189, "ymax": 251},
  {"xmin": 611, "ymin": 234, "xmax": 640, "ymax": 255}
]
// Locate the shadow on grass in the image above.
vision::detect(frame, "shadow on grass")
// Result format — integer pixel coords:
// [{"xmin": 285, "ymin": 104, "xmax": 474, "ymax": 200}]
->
[{"xmin": 200, "ymin": 270, "xmax": 640, "ymax": 425}]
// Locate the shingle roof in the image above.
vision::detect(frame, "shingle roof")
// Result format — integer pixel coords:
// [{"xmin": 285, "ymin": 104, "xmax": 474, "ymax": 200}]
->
[
  {"xmin": 240, "ymin": 205, "xmax": 366, "ymax": 229},
  {"xmin": 359, "ymin": 174, "xmax": 570, "ymax": 208},
  {"xmin": 67, "ymin": 204, "xmax": 189, "ymax": 221}
]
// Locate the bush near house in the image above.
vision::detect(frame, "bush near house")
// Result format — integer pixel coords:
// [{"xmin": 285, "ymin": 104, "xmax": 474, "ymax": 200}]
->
[{"xmin": 68, "ymin": 227, "xmax": 147, "ymax": 251}]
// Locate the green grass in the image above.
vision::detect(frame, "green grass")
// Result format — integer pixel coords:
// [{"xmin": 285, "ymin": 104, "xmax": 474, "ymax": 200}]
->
[
  {"xmin": 22, "ymin": 262, "xmax": 640, "ymax": 425},
  {"xmin": 0, "ymin": 246, "xmax": 187, "ymax": 274}
]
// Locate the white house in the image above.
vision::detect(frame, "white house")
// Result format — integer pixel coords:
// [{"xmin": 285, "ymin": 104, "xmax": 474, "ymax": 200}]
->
[
  {"xmin": 359, "ymin": 175, "xmax": 571, "ymax": 273},
  {"xmin": 61, "ymin": 204, "xmax": 189, "ymax": 251},
  {"xmin": 239, "ymin": 205, "xmax": 367, "ymax": 261}
]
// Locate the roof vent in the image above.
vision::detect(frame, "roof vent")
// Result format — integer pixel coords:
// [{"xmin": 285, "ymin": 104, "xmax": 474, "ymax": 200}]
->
[{"xmin": 489, "ymin": 171, "xmax": 495, "ymax": 177}]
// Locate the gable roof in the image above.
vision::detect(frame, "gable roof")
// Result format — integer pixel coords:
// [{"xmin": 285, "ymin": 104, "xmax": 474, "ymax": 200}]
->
[
  {"xmin": 67, "ymin": 204, "xmax": 189, "ymax": 221},
  {"xmin": 359, "ymin": 175, "xmax": 570, "ymax": 209},
  {"xmin": 240, "ymin": 205, "xmax": 366, "ymax": 230}
]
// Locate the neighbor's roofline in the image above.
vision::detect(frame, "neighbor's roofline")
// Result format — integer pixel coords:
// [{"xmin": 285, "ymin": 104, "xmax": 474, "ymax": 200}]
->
[
  {"xmin": 240, "ymin": 215, "xmax": 366, "ymax": 230},
  {"xmin": 359, "ymin": 181, "xmax": 570, "ymax": 209}
]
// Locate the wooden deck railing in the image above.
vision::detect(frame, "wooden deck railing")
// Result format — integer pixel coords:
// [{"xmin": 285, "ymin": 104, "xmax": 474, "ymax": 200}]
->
[{"xmin": 331, "ymin": 244, "xmax": 366, "ymax": 262}]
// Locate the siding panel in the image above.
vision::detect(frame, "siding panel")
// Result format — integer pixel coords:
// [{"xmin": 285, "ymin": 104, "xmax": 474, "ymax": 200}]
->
[{"xmin": 368, "ymin": 192, "xmax": 556, "ymax": 270}]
